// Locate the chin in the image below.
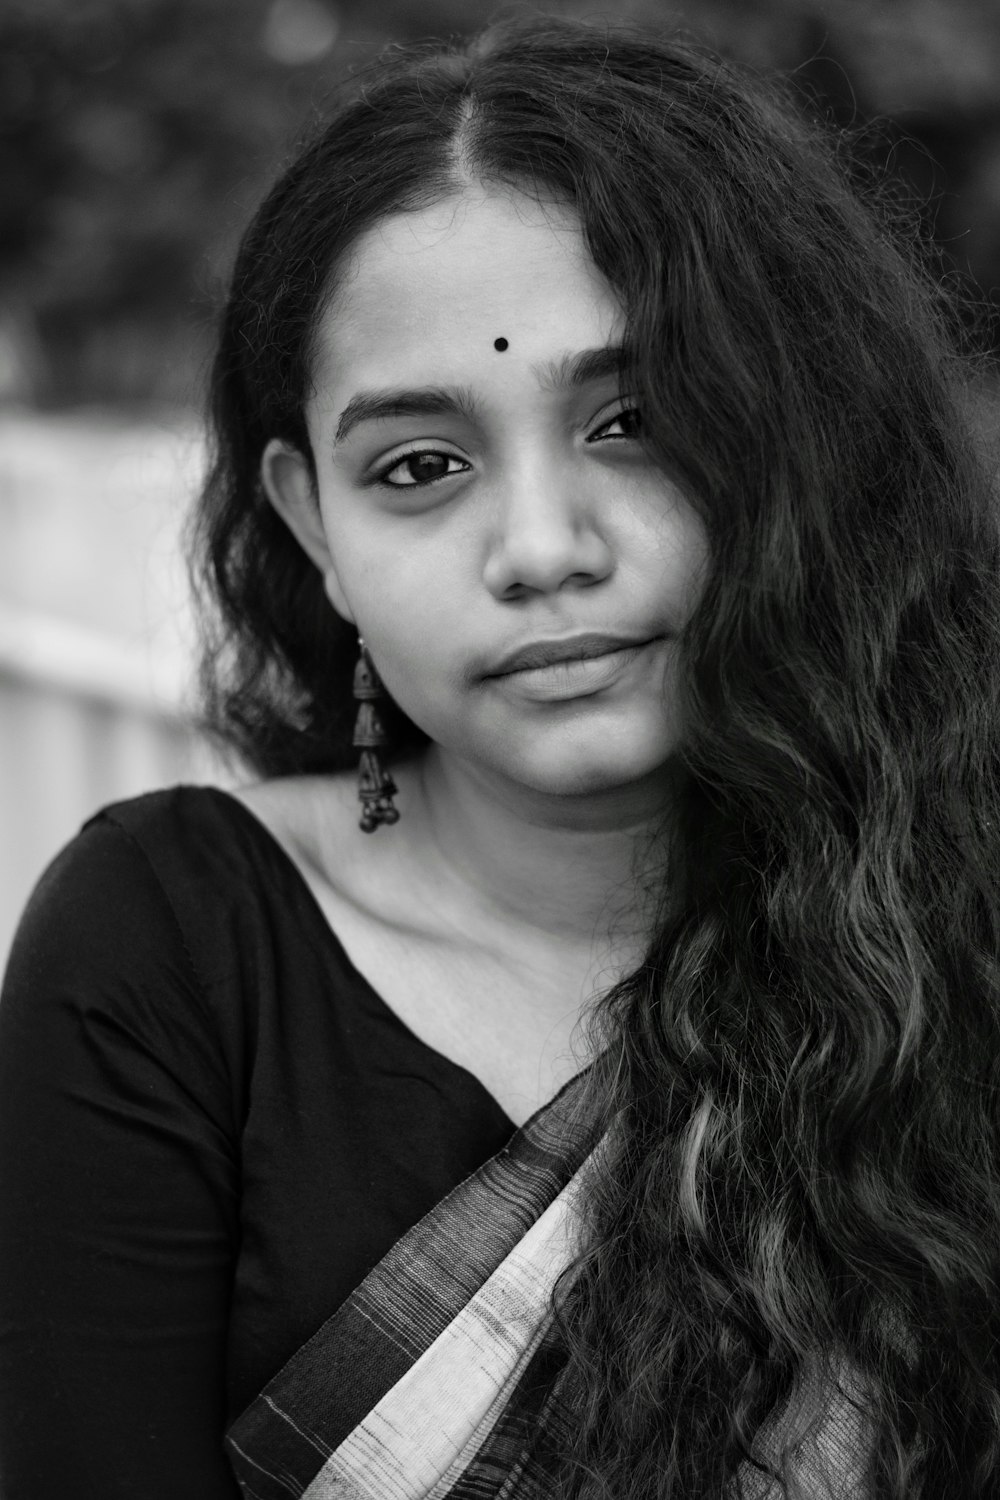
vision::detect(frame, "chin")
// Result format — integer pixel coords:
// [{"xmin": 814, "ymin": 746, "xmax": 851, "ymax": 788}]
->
[{"xmin": 505, "ymin": 736, "xmax": 680, "ymax": 801}]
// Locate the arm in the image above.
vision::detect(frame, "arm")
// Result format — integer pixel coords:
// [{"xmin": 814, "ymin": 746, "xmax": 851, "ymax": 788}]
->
[{"xmin": 0, "ymin": 817, "xmax": 242, "ymax": 1499}]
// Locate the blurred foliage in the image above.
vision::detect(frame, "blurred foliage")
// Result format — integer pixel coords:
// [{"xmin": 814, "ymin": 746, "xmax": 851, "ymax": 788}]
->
[{"xmin": 1, "ymin": 0, "xmax": 998, "ymax": 408}]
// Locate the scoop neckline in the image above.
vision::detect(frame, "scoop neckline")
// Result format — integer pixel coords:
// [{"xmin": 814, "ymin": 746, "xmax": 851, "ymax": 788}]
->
[{"xmin": 197, "ymin": 783, "xmax": 520, "ymax": 1133}]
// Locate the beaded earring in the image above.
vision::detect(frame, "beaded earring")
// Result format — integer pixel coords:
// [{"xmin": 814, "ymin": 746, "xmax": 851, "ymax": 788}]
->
[{"xmin": 352, "ymin": 637, "xmax": 400, "ymax": 833}]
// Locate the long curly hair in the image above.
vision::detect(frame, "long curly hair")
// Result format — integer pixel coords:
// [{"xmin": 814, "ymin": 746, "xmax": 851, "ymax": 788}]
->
[{"xmin": 188, "ymin": 15, "xmax": 1000, "ymax": 1495}]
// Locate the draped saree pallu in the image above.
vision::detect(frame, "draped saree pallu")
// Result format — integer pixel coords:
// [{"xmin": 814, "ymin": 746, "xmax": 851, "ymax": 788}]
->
[
  {"xmin": 224, "ymin": 1065, "xmax": 877, "ymax": 1500},
  {"xmin": 224, "ymin": 1071, "xmax": 601, "ymax": 1500}
]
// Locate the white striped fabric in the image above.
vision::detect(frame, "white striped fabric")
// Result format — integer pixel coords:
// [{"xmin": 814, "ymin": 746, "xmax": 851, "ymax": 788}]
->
[{"xmin": 300, "ymin": 1154, "xmax": 593, "ymax": 1500}]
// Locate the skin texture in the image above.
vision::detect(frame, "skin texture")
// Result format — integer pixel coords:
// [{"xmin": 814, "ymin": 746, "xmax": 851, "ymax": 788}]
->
[
  {"xmin": 263, "ymin": 186, "xmax": 708, "ymax": 822},
  {"xmin": 249, "ymin": 184, "xmax": 712, "ymax": 1117},
  {"xmin": 254, "ymin": 186, "xmax": 711, "ymax": 1114}
]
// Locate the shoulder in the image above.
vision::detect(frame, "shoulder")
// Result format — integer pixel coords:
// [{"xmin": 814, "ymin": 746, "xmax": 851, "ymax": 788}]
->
[
  {"xmin": 93, "ymin": 782, "xmax": 256, "ymax": 872},
  {"xmin": 10, "ymin": 787, "xmax": 208, "ymax": 958},
  {"xmin": 0, "ymin": 792, "xmax": 249, "ymax": 1247},
  {"xmin": 3, "ymin": 787, "xmax": 214, "ymax": 981},
  {"xmin": 0, "ymin": 790, "xmax": 253, "ymax": 1125},
  {"xmin": 3, "ymin": 784, "xmax": 289, "ymax": 1012}
]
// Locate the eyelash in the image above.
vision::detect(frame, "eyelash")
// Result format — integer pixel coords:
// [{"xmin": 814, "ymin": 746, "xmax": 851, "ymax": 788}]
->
[{"xmin": 370, "ymin": 405, "xmax": 642, "ymax": 490}]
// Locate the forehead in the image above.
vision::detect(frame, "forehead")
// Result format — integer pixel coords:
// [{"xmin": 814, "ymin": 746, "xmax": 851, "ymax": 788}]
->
[{"xmin": 309, "ymin": 188, "xmax": 625, "ymax": 397}]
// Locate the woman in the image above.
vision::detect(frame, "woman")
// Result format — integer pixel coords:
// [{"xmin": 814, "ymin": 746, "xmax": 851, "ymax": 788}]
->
[{"xmin": 2, "ymin": 13, "xmax": 999, "ymax": 1498}]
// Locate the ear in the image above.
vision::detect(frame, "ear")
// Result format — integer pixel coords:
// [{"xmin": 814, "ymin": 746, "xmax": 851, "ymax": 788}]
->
[{"xmin": 260, "ymin": 438, "xmax": 355, "ymax": 623}]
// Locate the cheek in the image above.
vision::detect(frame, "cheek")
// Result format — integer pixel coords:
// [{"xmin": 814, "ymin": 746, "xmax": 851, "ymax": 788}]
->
[
  {"xmin": 317, "ymin": 502, "xmax": 465, "ymax": 707},
  {"xmin": 655, "ymin": 505, "xmax": 709, "ymax": 615},
  {"xmin": 615, "ymin": 471, "xmax": 707, "ymax": 585},
  {"xmin": 681, "ymin": 528, "xmax": 710, "ymax": 611},
  {"xmin": 349, "ymin": 579, "xmax": 460, "ymax": 722}
]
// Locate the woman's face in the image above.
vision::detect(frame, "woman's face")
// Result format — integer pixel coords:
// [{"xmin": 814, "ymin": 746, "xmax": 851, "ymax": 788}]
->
[{"xmin": 263, "ymin": 186, "xmax": 708, "ymax": 801}]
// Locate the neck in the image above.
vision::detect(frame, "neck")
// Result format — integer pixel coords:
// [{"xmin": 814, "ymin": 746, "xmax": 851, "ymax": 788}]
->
[{"xmin": 403, "ymin": 745, "xmax": 681, "ymax": 955}]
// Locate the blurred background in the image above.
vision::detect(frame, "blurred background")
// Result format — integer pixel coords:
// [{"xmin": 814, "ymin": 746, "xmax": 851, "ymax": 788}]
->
[{"xmin": 1, "ymin": 0, "xmax": 999, "ymax": 963}]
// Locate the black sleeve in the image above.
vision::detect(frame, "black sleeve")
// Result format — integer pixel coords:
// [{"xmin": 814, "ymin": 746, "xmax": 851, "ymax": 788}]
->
[{"xmin": 0, "ymin": 817, "xmax": 242, "ymax": 1499}]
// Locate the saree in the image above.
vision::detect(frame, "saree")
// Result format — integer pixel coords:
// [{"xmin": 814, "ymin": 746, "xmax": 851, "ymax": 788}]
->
[
  {"xmin": 224, "ymin": 1067, "xmax": 874, "ymax": 1499},
  {"xmin": 224, "ymin": 1069, "xmax": 599, "ymax": 1499}
]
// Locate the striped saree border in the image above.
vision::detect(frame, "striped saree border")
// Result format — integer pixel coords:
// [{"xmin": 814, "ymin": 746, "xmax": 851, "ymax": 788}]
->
[
  {"xmin": 225, "ymin": 1068, "xmax": 600, "ymax": 1499},
  {"xmin": 299, "ymin": 1157, "xmax": 593, "ymax": 1499},
  {"xmin": 437, "ymin": 1329, "xmax": 581, "ymax": 1500}
]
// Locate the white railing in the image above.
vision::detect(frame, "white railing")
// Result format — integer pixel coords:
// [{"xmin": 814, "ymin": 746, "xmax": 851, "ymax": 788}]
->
[
  {"xmin": 0, "ymin": 604, "xmax": 231, "ymax": 970},
  {"xmin": 0, "ymin": 407, "xmax": 239, "ymax": 972}
]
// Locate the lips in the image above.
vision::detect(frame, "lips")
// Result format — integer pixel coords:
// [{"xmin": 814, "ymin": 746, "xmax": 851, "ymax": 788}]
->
[{"xmin": 487, "ymin": 631, "xmax": 657, "ymax": 676}]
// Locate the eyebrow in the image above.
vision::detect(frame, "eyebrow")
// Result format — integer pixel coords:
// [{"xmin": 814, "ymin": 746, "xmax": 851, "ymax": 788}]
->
[{"xmin": 333, "ymin": 343, "xmax": 628, "ymax": 444}]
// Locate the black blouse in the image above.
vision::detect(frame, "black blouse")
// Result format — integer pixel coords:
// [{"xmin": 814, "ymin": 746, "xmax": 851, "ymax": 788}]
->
[{"xmin": 0, "ymin": 786, "xmax": 515, "ymax": 1499}]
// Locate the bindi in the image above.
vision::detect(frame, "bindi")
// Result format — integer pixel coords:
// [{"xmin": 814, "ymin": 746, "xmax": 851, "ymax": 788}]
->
[{"xmin": 493, "ymin": 336, "xmax": 509, "ymax": 351}]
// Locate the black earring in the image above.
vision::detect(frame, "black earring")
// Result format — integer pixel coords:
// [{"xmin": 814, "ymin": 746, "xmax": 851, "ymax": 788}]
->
[{"xmin": 352, "ymin": 638, "xmax": 400, "ymax": 833}]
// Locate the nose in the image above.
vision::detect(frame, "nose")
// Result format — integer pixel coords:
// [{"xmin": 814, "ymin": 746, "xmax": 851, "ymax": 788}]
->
[{"xmin": 481, "ymin": 463, "xmax": 614, "ymax": 601}]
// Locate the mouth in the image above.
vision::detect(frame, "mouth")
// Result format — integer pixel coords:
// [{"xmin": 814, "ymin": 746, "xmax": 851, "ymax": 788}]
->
[
  {"xmin": 485, "ymin": 633, "xmax": 663, "ymax": 703},
  {"xmin": 487, "ymin": 631, "xmax": 658, "ymax": 677}
]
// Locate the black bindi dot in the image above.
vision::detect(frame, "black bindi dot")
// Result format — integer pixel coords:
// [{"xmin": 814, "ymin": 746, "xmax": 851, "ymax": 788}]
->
[{"xmin": 493, "ymin": 337, "xmax": 509, "ymax": 351}]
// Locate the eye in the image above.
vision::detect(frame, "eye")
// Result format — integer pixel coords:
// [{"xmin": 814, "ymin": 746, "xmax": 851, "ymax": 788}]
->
[
  {"xmin": 374, "ymin": 450, "xmax": 470, "ymax": 488},
  {"xmin": 589, "ymin": 405, "xmax": 643, "ymax": 442}
]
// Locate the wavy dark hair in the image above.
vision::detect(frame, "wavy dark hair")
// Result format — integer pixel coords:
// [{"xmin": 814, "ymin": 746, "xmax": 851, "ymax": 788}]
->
[{"xmin": 189, "ymin": 14, "xmax": 1000, "ymax": 1496}]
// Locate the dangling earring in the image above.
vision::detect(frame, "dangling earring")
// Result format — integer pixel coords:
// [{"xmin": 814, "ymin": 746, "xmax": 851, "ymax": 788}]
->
[{"xmin": 352, "ymin": 637, "xmax": 400, "ymax": 833}]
